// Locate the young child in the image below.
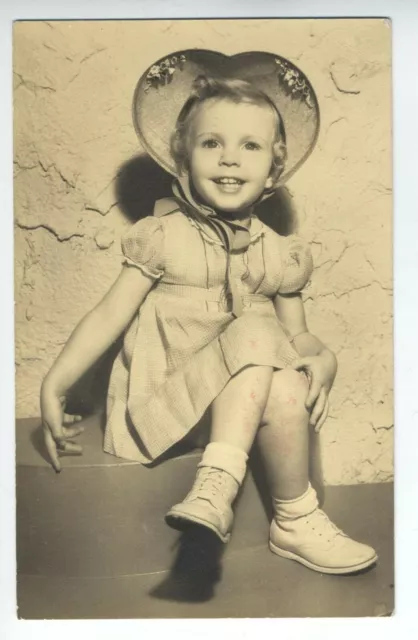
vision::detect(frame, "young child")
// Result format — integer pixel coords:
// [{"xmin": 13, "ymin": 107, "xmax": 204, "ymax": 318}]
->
[{"xmin": 40, "ymin": 51, "xmax": 377, "ymax": 575}]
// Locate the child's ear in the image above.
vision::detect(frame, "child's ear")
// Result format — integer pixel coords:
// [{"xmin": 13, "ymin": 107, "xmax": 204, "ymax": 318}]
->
[{"xmin": 265, "ymin": 176, "xmax": 274, "ymax": 190}]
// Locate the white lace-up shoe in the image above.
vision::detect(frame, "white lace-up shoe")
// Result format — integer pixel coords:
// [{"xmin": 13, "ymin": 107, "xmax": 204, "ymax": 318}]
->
[
  {"xmin": 165, "ymin": 442, "xmax": 248, "ymax": 543},
  {"xmin": 165, "ymin": 466, "xmax": 239, "ymax": 542},
  {"xmin": 269, "ymin": 485, "xmax": 378, "ymax": 574}
]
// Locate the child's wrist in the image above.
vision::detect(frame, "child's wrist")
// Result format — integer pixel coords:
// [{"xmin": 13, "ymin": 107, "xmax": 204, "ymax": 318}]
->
[
  {"xmin": 290, "ymin": 331, "xmax": 311, "ymax": 349},
  {"xmin": 41, "ymin": 372, "xmax": 67, "ymax": 399},
  {"xmin": 291, "ymin": 331, "xmax": 319, "ymax": 356},
  {"xmin": 319, "ymin": 346, "xmax": 337, "ymax": 361},
  {"xmin": 319, "ymin": 347, "xmax": 338, "ymax": 375}
]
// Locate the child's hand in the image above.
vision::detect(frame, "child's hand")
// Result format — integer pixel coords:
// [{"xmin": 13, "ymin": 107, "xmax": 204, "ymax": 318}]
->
[
  {"xmin": 291, "ymin": 349, "xmax": 338, "ymax": 433},
  {"xmin": 40, "ymin": 383, "xmax": 84, "ymax": 472}
]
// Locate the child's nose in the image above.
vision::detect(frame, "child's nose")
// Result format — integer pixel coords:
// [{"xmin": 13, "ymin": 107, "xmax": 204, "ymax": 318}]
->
[{"xmin": 219, "ymin": 146, "xmax": 240, "ymax": 166}]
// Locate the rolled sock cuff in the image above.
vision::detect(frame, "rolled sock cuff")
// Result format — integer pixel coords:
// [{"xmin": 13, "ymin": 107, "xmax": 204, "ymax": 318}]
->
[
  {"xmin": 198, "ymin": 442, "xmax": 248, "ymax": 485},
  {"xmin": 272, "ymin": 483, "xmax": 319, "ymax": 520}
]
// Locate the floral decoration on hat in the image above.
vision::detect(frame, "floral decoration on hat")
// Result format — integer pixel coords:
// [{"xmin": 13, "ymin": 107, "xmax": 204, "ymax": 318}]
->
[{"xmin": 133, "ymin": 49, "xmax": 320, "ymax": 185}]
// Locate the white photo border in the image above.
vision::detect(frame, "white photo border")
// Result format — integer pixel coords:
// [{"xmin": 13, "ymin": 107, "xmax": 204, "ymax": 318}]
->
[{"xmin": 2, "ymin": 1, "xmax": 418, "ymax": 638}]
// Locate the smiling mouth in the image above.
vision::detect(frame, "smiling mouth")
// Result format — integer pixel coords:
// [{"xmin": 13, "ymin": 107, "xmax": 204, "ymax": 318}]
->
[{"xmin": 212, "ymin": 177, "xmax": 245, "ymax": 185}]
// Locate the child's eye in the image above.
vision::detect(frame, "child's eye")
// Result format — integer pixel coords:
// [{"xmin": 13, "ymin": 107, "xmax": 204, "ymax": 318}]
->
[
  {"xmin": 244, "ymin": 141, "xmax": 262, "ymax": 151},
  {"xmin": 201, "ymin": 138, "xmax": 219, "ymax": 149}
]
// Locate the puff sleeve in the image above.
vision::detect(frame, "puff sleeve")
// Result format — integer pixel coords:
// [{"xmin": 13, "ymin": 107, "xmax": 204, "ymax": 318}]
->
[
  {"xmin": 121, "ymin": 216, "xmax": 165, "ymax": 280},
  {"xmin": 278, "ymin": 235, "xmax": 313, "ymax": 294}
]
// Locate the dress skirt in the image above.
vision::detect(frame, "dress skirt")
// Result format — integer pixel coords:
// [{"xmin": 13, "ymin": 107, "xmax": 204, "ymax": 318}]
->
[{"xmin": 104, "ymin": 284, "xmax": 299, "ymax": 464}]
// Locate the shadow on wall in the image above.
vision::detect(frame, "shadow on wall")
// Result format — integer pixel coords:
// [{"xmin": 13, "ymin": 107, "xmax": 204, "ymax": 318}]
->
[
  {"xmin": 115, "ymin": 153, "xmax": 174, "ymax": 221},
  {"xmin": 66, "ymin": 153, "xmax": 299, "ymax": 415}
]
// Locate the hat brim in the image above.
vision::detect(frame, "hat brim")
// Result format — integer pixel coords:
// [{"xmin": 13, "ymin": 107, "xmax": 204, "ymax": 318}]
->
[{"xmin": 133, "ymin": 49, "xmax": 320, "ymax": 185}]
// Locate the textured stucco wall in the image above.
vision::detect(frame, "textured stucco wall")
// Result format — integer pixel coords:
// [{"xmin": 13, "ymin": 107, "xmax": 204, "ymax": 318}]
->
[{"xmin": 14, "ymin": 19, "xmax": 392, "ymax": 485}]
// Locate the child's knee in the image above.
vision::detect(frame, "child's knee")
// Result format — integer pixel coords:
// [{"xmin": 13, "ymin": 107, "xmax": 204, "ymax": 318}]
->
[{"xmin": 265, "ymin": 368, "xmax": 309, "ymax": 419}]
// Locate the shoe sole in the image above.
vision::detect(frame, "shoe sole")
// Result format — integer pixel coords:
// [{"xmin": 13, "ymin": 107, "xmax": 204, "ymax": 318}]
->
[
  {"xmin": 165, "ymin": 511, "xmax": 231, "ymax": 544},
  {"xmin": 269, "ymin": 540, "xmax": 378, "ymax": 575}
]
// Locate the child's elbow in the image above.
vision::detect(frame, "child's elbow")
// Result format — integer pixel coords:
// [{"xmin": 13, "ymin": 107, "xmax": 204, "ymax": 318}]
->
[{"xmin": 90, "ymin": 300, "xmax": 131, "ymax": 338}]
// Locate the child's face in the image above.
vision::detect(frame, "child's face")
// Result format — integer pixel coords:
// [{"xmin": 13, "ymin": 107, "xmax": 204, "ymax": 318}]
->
[{"xmin": 187, "ymin": 99, "xmax": 276, "ymax": 214}]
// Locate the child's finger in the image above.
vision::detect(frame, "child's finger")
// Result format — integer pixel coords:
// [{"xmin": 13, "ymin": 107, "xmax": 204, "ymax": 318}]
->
[
  {"xmin": 61, "ymin": 424, "xmax": 85, "ymax": 439},
  {"xmin": 64, "ymin": 414, "xmax": 83, "ymax": 424},
  {"xmin": 305, "ymin": 375, "xmax": 321, "ymax": 410},
  {"xmin": 57, "ymin": 440, "xmax": 83, "ymax": 455},
  {"xmin": 309, "ymin": 388, "xmax": 326, "ymax": 426},
  {"xmin": 43, "ymin": 427, "xmax": 61, "ymax": 473},
  {"xmin": 315, "ymin": 398, "xmax": 329, "ymax": 433},
  {"xmin": 290, "ymin": 357, "xmax": 312, "ymax": 372}
]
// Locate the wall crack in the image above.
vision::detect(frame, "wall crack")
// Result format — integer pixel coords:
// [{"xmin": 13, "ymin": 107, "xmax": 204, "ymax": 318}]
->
[
  {"xmin": 329, "ymin": 70, "xmax": 361, "ymax": 95},
  {"xmin": 13, "ymin": 71, "xmax": 56, "ymax": 94},
  {"xmin": 85, "ymin": 201, "xmax": 118, "ymax": 217},
  {"xmin": 79, "ymin": 47, "xmax": 107, "ymax": 65},
  {"xmin": 16, "ymin": 220, "xmax": 85, "ymax": 242}
]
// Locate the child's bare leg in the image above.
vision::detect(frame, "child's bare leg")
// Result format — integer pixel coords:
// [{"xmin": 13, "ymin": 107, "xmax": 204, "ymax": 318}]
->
[
  {"xmin": 259, "ymin": 369, "xmax": 378, "ymax": 574},
  {"xmin": 166, "ymin": 365, "xmax": 273, "ymax": 540},
  {"xmin": 257, "ymin": 369, "xmax": 310, "ymax": 500},
  {"xmin": 211, "ymin": 365, "xmax": 274, "ymax": 452}
]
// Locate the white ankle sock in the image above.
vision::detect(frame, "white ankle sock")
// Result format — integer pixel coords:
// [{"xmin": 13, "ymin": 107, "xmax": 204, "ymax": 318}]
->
[
  {"xmin": 272, "ymin": 483, "xmax": 319, "ymax": 520},
  {"xmin": 198, "ymin": 442, "xmax": 248, "ymax": 485}
]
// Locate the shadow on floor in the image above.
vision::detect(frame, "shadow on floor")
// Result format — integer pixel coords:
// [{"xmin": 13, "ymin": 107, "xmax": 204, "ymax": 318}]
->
[
  {"xmin": 149, "ymin": 527, "xmax": 224, "ymax": 603},
  {"xmin": 29, "ymin": 420, "xmax": 48, "ymax": 465}
]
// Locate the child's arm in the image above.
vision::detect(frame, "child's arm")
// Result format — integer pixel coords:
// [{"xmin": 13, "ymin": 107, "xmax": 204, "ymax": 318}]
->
[
  {"xmin": 41, "ymin": 266, "xmax": 154, "ymax": 471},
  {"xmin": 274, "ymin": 292, "xmax": 338, "ymax": 432}
]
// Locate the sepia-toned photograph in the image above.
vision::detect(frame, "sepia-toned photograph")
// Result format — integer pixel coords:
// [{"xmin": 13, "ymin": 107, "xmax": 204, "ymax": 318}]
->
[{"xmin": 14, "ymin": 18, "xmax": 393, "ymax": 619}]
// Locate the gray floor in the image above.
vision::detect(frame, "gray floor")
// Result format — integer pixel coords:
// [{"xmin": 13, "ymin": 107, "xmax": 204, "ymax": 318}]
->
[{"xmin": 16, "ymin": 417, "xmax": 394, "ymax": 619}]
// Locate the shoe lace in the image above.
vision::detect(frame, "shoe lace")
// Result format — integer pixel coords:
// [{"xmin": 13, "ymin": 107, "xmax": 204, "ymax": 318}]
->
[
  {"xmin": 187, "ymin": 468, "xmax": 232, "ymax": 503},
  {"xmin": 304, "ymin": 509, "xmax": 346, "ymax": 542}
]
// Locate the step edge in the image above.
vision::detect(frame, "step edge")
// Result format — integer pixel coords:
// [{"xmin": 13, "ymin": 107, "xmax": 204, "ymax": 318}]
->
[
  {"xmin": 17, "ymin": 542, "xmax": 269, "ymax": 580},
  {"xmin": 16, "ymin": 450, "xmax": 203, "ymax": 470}
]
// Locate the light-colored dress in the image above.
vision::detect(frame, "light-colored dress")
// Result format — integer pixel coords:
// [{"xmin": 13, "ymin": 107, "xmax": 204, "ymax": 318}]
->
[{"xmin": 104, "ymin": 201, "xmax": 313, "ymax": 464}]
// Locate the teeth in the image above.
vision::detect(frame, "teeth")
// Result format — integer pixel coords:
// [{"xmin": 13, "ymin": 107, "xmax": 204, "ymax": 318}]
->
[{"xmin": 216, "ymin": 178, "xmax": 242, "ymax": 184}]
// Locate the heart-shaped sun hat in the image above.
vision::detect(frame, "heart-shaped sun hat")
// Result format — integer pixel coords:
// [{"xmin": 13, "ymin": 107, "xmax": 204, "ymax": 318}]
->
[{"xmin": 132, "ymin": 49, "xmax": 320, "ymax": 186}]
